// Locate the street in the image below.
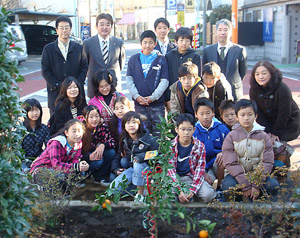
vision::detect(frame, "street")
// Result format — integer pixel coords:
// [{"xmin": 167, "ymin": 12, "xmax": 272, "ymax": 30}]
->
[{"xmin": 17, "ymin": 41, "xmax": 300, "ymax": 164}]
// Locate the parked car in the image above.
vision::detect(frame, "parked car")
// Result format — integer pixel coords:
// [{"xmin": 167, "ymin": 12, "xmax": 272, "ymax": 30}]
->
[
  {"xmin": 20, "ymin": 24, "xmax": 83, "ymax": 55},
  {"xmin": 5, "ymin": 25, "xmax": 28, "ymax": 64}
]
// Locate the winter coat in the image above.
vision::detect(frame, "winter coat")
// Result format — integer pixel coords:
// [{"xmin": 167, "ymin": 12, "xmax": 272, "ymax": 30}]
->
[
  {"xmin": 207, "ymin": 74, "xmax": 233, "ymax": 120},
  {"xmin": 30, "ymin": 135, "xmax": 82, "ymax": 174},
  {"xmin": 111, "ymin": 131, "xmax": 158, "ymax": 173},
  {"xmin": 22, "ymin": 124, "xmax": 50, "ymax": 158},
  {"xmin": 168, "ymin": 136, "xmax": 206, "ymax": 194},
  {"xmin": 170, "ymin": 77, "xmax": 208, "ymax": 118},
  {"xmin": 41, "ymin": 39, "xmax": 88, "ymax": 110},
  {"xmin": 193, "ymin": 117, "xmax": 230, "ymax": 169},
  {"xmin": 222, "ymin": 123, "xmax": 274, "ymax": 191},
  {"xmin": 249, "ymin": 71, "xmax": 300, "ymax": 141}
]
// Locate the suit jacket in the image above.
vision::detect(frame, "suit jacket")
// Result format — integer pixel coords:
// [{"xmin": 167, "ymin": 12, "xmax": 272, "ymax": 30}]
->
[
  {"xmin": 41, "ymin": 40, "xmax": 88, "ymax": 110},
  {"xmin": 202, "ymin": 43, "xmax": 247, "ymax": 101},
  {"xmin": 154, "ymin": 40, "xmax": 176, "ymax": 55},
  {"xmin": 83, "ymin": 35, "xmax": 125, "ymax": 98}
]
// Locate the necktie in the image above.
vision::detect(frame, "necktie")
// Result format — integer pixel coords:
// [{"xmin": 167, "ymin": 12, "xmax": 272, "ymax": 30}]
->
[
  {"xmin": 220, "ymin": 47, "xmax": 226, "ymax": 60},
  {"xmin": 102, "ymin": 40, "xmax": 108, "ymax": 64}
]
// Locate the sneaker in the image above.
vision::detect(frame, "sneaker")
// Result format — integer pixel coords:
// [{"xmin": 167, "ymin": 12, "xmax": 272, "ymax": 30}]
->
[
  {"xmin": 216, "ymin": 190, "xmax": 225, "ymax": 202},
  {"xmin": 134, "ymin": 194, "xmax": 146, "ymax": 204},
  {"xmin": 100, "ymin": 180, "xmax": 110, "ymax": 187},
  {"xmin": 75, "ymin": 182, "xmax": 86, "ymax": 188}
]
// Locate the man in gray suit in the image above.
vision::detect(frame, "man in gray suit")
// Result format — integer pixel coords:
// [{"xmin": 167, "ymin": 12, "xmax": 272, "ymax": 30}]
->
[
  {"xmin": 202, "ymin": 19, "xmax": 247, "ymax": 101},
  {"xmin": 83, "ymin": 13, "xmax": 125, "ymax": 98}
]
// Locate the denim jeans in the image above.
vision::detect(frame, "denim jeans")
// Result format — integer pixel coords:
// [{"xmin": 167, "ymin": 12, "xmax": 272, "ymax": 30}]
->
[
  {"xmin": 110, "ymin": 162, "xmax": 148, "ymax": 193},
  {"xmin": 92, "ymin": 148, "xmax": 116, "ymax": 182},
  {"xmin": 222, "ymin": 174, "xmax": 279, "ymax": 200}
]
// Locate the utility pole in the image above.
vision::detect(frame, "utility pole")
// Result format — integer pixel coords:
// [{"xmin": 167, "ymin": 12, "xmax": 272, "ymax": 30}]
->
[
  {"xmin": 232, "ymin": 0, "xmax": 238, "ymax": 43},
  {"xmin": 202, "ymin": 0, "xmax": 207, "ymax": 48}
]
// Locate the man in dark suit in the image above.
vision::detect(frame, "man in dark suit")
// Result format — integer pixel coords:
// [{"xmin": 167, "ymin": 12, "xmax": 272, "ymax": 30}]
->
[
  {"xmin": 202, "ymin": 19, "xmax": 247, "ymax": 101},
  {"xmin": 154, "ymin": 17, "xmax": 176, "ymax": 55},
  {"xmin": 83, "ymin": 13, "xmax": 125, "ymax": 98},
  {"xmin": 41, "ymin": 16, "xmax": 88, "ymax": 115}
]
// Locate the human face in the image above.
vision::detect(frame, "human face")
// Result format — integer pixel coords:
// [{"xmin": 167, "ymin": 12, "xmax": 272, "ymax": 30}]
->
[
  {"xmin": 114, "ymin": 102, "xmax": 130, "ymax": 119},
  {"xmin": 216, "ymin": 23, "xmax": 231, "ymax": 46},
  {"xmin": 155, "ymin": 22, "xmax": 169, "ymax": 41},
  {"xmin": 202, "ymin": 73, "xmax": 217, "ymax": 88},
  {"xmin": 254, "ymin": 66, "xmax": 271, "ymax": 87},
  {"xmin": 97, "ymin": 18, "xmax": 112, "ymax": 39},
  {"xmin": 125, "ymin": 117, "xmax": 140, "ymax": 137},
  {"xmin": 175, "ymin": 121, "xmax": 195, "ymax": 146},
  {"xmin": 65, "ymin": 123, "xmax": 84, "ymax": 146},
  {"xmin": 221, "ymin": 108, "xmax": 238, "ymax": 128},
  {"xmin": 176, "ymin": 37, "xmax": 191, "ymax": 54},
  {"xmin": 179, "ymin": 74, "xmax": 196, "ymax": 91},
  {"xmin": 56, "ymin": 21, "xmax": 71, "ymax": 42},
  {"xmin": 66, "ymin": 81, "xmax": 79, "ymax": 101},
  {"xmin": 140, "ymin": 37, "xmax": 155, "ymax": 56},
  {"xmin": 195, "ymin": 106, "xmax": 214, "ymax": 128},
  {"xmin": 86, "ymin": 109, "xmax": 101, "ymax": 129},
  {"xmin": 28, "ymin": 106, "xmax": 41, "ymax": 121},
  {"xmin": 237, "ymin": 107, "xmax": 257, "ymax": 132},
  {"xmin": 98, "ymin": 79, "xmax": 111, "ymax": 96}
]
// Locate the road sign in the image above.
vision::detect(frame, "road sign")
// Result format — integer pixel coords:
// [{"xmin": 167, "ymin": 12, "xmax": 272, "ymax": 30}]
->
[{"xmin": 167, "ymin": 0, "xmax": 177, "ymax": 10}]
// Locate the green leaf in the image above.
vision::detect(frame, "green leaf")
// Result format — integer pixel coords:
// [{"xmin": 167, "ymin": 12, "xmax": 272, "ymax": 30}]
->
[
  {"xmin": 178, "ymin": 212, "xmax": 185, "ymax": 219},
  {"xmin": 186, "ymin": 221, "xmax": 191, "ymax": 234}
]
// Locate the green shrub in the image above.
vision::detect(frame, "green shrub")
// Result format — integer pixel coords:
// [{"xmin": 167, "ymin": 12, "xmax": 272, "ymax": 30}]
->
[{"xmin": 0, "ymin": 7, "xmax": 36, "ymax": 237}]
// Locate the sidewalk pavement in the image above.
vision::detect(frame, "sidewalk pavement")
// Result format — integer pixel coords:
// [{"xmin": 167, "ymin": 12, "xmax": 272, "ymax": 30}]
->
[{"xmin": 247, "ymin": 60, "xmax": 300, "ymax": 81}]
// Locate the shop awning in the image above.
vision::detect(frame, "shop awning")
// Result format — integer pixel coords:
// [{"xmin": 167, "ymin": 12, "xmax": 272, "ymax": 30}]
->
[{"xmin": 117, "ymin": 13, "xmax": 135, "ymax": 25}]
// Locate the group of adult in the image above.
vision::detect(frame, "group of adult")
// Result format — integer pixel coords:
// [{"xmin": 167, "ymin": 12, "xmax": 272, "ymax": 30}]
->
[{"xmin": 41, "ymin": 14, "xmax": 300, "ymax": 143}]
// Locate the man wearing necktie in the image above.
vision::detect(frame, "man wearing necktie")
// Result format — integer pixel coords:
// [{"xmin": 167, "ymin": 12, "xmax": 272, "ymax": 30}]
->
[
  {"xmin": 83, "ymin": 13, "xmax": 125, "ymax": 98},
  {"xmin": 202, "ymin": 19, "xmax": 247, "ymax": 101},
  {"xmin": 41, "ymin": 16, "xmax": 88, "ymax": 115}
]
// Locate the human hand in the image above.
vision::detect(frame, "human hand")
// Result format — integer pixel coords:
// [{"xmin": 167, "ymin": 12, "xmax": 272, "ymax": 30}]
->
[
  {"xmin": 95, "ymin": 144, "xmax": 105, "ymax": 160},
  {"xmin": 215, "ymin": 153, "xmax": 223, "ymax": 166},
  {"xmin": 89, "ymin": 151, "xmax": 98, "ymax": 161},
  {"xmin": 250, "ymin": 187, "xmax": 260, "ymax": 200},
  {"xmin": 144, "ymin": 96, "xmax": 152, "ymax": 104},
  {"xmin": 243, "ymin": 188, "xmax": 251, "ymax": 198},
  {"xmin": 268, "ymin": 133, "xmax": 279, "ymax": 145},
  {"xmin": 203, "ymin": 172, "xmax": 214, "ymax": 185},
  {"xmin": 186, "ymin": 191, "xmax": 194, "ymax": 200},
  {"xmin": 178, "ymin": 191, "xmax": 190, "ymax": 203},
  {"xmin": 117, "ymin": 168, "xmax": 125, "ymax": 175},
  {"xmin": 79, "ymin": 161, "xmax": 89, "ymax": 172},
  {"xmin": 136, "ymin": 96, "xmax": 149, "ymax": 106},
  {"xmin": 133, "ymin": 158, "xmax": 138, "ymax": 163}
]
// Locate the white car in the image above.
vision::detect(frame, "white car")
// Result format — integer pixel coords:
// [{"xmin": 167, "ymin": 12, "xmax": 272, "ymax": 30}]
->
[{"xmin": 5, "ymin": 25, "xmax": 28, "ymax": 64}]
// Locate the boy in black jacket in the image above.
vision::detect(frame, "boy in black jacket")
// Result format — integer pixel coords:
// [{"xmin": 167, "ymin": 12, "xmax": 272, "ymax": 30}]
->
[{"xmin": 165, "ymin": 27, "xmax": 201, "ymax": 110}]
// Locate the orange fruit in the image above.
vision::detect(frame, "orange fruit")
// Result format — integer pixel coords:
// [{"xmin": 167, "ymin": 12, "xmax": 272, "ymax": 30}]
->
[
  {"xmin": 199, "ymin": 230, "xmax": 208, "ymax": 238},
  {"xmin": 102, "ymin": 202, "xmax": 106, "ymax": 209},
  {"xmin": 105, "ymin": 199, "xmax": 111, "ymax": 204}
]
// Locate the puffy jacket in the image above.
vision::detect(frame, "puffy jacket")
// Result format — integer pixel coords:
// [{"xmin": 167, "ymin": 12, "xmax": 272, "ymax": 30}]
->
[{"xmin": 222, "ymin": 122, "xmax": 274, "ymax": 191}]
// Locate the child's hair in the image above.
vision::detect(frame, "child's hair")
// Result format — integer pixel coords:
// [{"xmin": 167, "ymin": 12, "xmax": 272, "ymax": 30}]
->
[
  {"xmin": 176, "ymin": 113, "xmax": 195, "ymax": 127},
  {"xmin": 235, "ymin": 99, "xmax": 258, "ymax": 115},
  {"xmin": 175, "ymin": 27, "xmax": 193, "ymax": 43},
  {"xmin": 140, "ymin": 30, "xmax": 156, "ymax": 43},
  {"xmin": 109, "ymin": 96, "xmax": 131, "ymax": 133},
  {"xmin": 219, "ymin": 100, "xmax": 236, "ymax": 116},
  {"xmin": 194, "ymin": 97, "xmax": 215, "ymax": 113},
  {"xmin": 202, "ymin": 62, "xmax": 221, "ymax": 79},
  {"xmin": 92, "ymin": 69, "xmax": 116, "ymax": 97},
  {"xmin": 178, "ymin": 61, "xmax": 198, "ymax": 78},
  {"xmin": 83, "ymin": 105, "xmax": 101, "ymax": 125},
  {"xmin": 113, "ymin": 96, "xmax": 131, "ymax": 111},
  {"xmin": 154, "ymin": 17, "xmax": 170, "ymax": 29},
  {"xmin": 120, "ymin": 111, "xmax": 145, "ymax": 153},
  {"xmin": 81, "ymin": 105, "xmax": 101, "ymax": 153},
  {"xmin": 59, "ymin": 119, "xmax": 85, "ymax": 142},
  {"xmin": 22, "ymin": 98, "xmax": 43, "ymax": 131},
  {"xmin": 55, "ymin": 76, "xmax": 85, "ymax": 110}
]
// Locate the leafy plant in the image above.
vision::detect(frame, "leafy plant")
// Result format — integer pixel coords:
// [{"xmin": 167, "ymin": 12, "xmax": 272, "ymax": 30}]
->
[
  {"xmin": 95, "ymin": 112, "xmax": 216, "ymax": 237},
  {"xmin": 0, "ymin": 7, "xmax": 36, "ymax": 237},
  {"xmin": 208, "ymin": 4, "xmax": 232, "ymax": 25}
]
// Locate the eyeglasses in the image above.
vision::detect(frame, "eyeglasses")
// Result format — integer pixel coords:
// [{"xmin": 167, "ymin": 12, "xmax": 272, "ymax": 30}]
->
[
  {"xmin": 178, "ymin": 127, "xmax": 194, "ymax": 132},
  {"xmin": 98, "ymin": 84, "xmax": 111, "ymax": 90},
  {"xmin": 98, "ymin": 23, "xmax": 111, "ymax": 28},
  {"xmin": 58, "ymin": 26, "xmax": 70, "ymax": 31}
]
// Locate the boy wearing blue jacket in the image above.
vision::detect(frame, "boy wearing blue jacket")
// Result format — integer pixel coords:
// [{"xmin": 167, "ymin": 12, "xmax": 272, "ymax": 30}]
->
[
  {"xmin": 193, "ymin": 97, "xmax": 229, "ymax": 190},
  {"xmin": 126, "ymin": 30, "xmax": 169, "ymax": 135}
]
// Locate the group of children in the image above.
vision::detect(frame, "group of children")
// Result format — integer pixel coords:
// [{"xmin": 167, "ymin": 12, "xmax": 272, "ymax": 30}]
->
[{"xmin": 21, "ymin": 17, "xmax": 281, "ymax": 203}]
